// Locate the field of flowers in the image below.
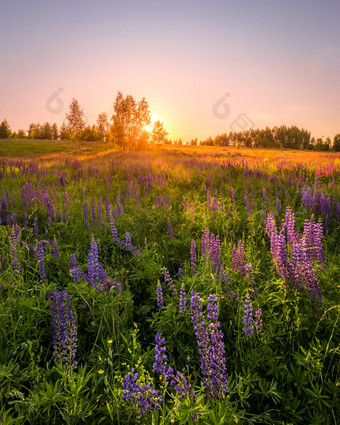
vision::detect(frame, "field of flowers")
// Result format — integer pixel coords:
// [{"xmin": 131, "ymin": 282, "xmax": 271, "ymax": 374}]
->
[{"xmin": 0, "ymin": 143, "xmax": 339, "ymax": 424}]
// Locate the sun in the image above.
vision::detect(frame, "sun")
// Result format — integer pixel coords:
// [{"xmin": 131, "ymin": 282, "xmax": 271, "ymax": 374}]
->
[{"xmin": 144, "ymin": 114, "xmax": 158, "ymax": 133}]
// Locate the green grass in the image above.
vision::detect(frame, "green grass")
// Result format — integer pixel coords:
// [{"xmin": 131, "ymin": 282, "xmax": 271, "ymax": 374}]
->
[
  {"xmin": 0, "ymin": 143, "xmax": 339, "ymax": 424},
  {"xmin": 0, "ymin": 139, "xmax": 112, "ymax": 159}
]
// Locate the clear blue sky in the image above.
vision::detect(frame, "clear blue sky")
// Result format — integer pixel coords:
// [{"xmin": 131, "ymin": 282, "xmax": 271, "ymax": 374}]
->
[{"xmin": 1, "ymin": 0, "xmax": 339, "ymax": 140}]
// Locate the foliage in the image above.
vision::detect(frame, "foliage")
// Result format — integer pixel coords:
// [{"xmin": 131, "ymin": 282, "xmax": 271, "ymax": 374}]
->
[{"xmin": 0, "ymin": 143, "xmax": 339, "ymax": 424}]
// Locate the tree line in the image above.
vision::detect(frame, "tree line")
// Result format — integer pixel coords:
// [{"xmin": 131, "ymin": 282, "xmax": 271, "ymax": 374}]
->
[
  {"xmin": 1, "ymin": 92, "xmax": 339, "ymax": 151},
  {"xmin": 199, "ymin": 126, "xmax": 340, "ymax": 151},
  {"xmin": 0, "ymin": 93, "xmax": 168, "ymax": 150}
]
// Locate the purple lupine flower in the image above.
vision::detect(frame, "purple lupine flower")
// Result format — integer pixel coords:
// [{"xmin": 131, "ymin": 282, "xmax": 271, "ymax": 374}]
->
[
  {"xmin": 237, "ymin": 240, "xmax": 245, "ymax": 276},
  {"xmin": 255, "ymin": 308, "xmax": 263, "ymax": 335},
  {"xmin": 201, "ymin": 228, "xmax": 210, "ymax": 258},
  {"xmin": 179, "ymin": 283, "xmax": 186, "ymax": 313},
  {"xmin": 284, "ymin": 206, "xmax": 298, "ymax": 245},
  {"xmin": 161, "ymin": 266, "xmax": 177, "ymax": 297},
  {"xmin": 228, "ymin": 291, "xmax": 239, "ymax": 304},
  {"xmin": 229, "ymin": 187, "xmax": 235, "ymax": 205},
  {"xmin": 52, "ymin": 239, "xmax": 60, "ymax": 258},
  {"xmin": 301, "ymin": 187, "xmax": 314, "ymax": 213},
  {"xmin": 9, "ymin": 225, "xmax": 21, "ymax": 276},
  {"xmin": 167, "ymin": 218, "xmax": 175, "ymax": 240},
  {"xmin": 244, "ymin": 189, "xmax": 252, "ymax": 216},
  {"xmin": 83, "ymin": 201, "xmax": 91, "ymax": 231},
  {"xmin": 37, "ymin": 241, "xmax": 47, "ymax": 283},
  {"xmin": 302, "ymin": 217, "xmax": 325, "ymax": 267},
  {"xmin": 70, "ymin": 253, "xmax": 77, "ymax": 269},
  {"xmin": 87, "ymin": 238, "xmax": 103, "ymax": 292},
  {"xmin": 64, "ymin": 191, "xmax": 70, "ymax": 212},
  {"xmin": 153, "ymin": 334, "xmax": 196, "ymax": 401},
  {"xmin": 242, "ymin": 292, "xmax": 253, "ymax": 337},
  {"xmin": 123, "ymin": 232, "xmax": 142, "ymax": 255},
  {"xmin": 292, "ymin": 241, "xmax": 322, "ymax": 304},
  {"xmin": 245, "ymin": 263, "xmax": 258, "ymax": 298},
  {"xmin": 176, "ymin": 267, "xmax": 183, "ymax": 279},
  {"xmin": 266, "ymin": 211, "xmax": 323, "ymax": 303},
  {"xmin": 190, "ymin": 239, "xmax": 198, "ymax": 276},
  {"xmin": 208, "ymin": 232, "xmax": 222, "ymax": 274},
  {"xmin": 190, "ymin": 291, "xmax": 228, "ymax": 400},
  {"xmin": 109, "ymin": 211, "xmax": 119, "ymax": 242},
  {"xmin": 2, "ymin": 190, "xmax": 8, "ymax": 210},
  {"xmin": 156, "ymin": 282, "xmax": 164, "ymax": 309},
  {"xmin": 205, "ymin": 294, "xmax": 228, "ymax": 399},
  {"xmin": 153, "ymin": 333, "xmax": 168, "ymax": 374},
  {"xmin": 122, "ymin": 369, "xmax": 162, "ymax": 414},
  {"xmin": 262, "ymin": 187, "xmax": 270, "ymax": 205},
  {"xmin": 47, "ymin": 201, "xmax": 56, "ymax": 223},
  {"xmin": 109, "ymin": 211, "xmax": 141, "ymax": 255},
  {"xmin": 48, "ymin": 289, "xmax": 77, "ymax": 369},
  {"xmin": 232, "ymin": 245, "xmax": 237, "ymax": 271},
  {"xmin": 125, "ymin": 232, "xmax": 131, "ymax": 245}
]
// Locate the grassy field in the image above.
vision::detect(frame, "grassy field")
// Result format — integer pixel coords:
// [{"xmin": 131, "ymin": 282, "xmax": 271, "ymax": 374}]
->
[{"xmin": 0, "ymin": 141, "xmax": 339, "ymax": 424}]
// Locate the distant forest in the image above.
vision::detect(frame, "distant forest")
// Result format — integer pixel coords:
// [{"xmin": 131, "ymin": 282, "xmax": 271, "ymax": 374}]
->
[{"xmin": 1, "ymin": 93, "xmax": 339, "ymax": 151}]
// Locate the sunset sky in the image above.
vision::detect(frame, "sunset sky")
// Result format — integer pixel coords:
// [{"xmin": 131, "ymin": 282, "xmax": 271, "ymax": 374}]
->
[{"xmin": 1, "ymin": 0, "xmax": 339, "ymax": 141}]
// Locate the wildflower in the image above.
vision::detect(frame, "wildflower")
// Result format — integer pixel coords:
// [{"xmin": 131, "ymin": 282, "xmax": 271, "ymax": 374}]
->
[
  {"xmin": 98, "ymin": 369, "xmax": 104, "ymax": 374},
  {"xmin": 242, "ymin": 292, "xmax": 253, "ymax": 337},
  {"xmin": 37, "ymin": 240, "xmax": 47, "ymax": 283},
  {"xmin": 245, "ymin": 263, "xmax": 258, "ymax": 297},
  {"xmin": 153, "ymin": 333, "xmax": 169, "ymax": 375},
  {"xmin": 231, "ymin": 245, "xmax": 237, "ymax": 271},
  {"xmin": 167, "ymin": 218, "xmax": 175, "ymax": 240},
  {"xmin": 255, "ymin": 308, "xmax": 263, "ymax": 335},
  {"xmin": 48, "ymin": 289, "xmax": 77, "ymax": 369},
  {"xmin": 190, "ymin": 291, "xmax": 228, "ymax": 400},
  {"xmin": 52, "ymin": 239, "xmax": 60, "ymax": 259},
  {"xmin": 176, "ymin": 267, "xmax": 183, "ymax": 279},
  {"xmin": 153, "ymin": 333, "xmax": 196, "ymax": 400},
  {"xmin": 237, "ymin": 240, "xmax": 245, "ymax": 276},
  {"xmin": 161, "ymin": 267, "xmax": 177, "ymax": 297},
  {"xmin": 107, "ymin": 339, "xmax": 113, "ymax": 344},
  {"xmin": 156, "ymin": 282, "xmax": 164, "ymax": 309},
  {"xmin": 122, "ymin": 369, "xmax": 162, "ymax": 414},
  {"xmin": 33, "ymin": 217, "xmax": 38, "ymax": 235},
  {"xmin": 9, "ymin": 225, "xmax": 21, "ymax": 276},
  {"xmin": 179, "ymin": 284, "xmax": 186, "ymax": 313},
  {"xmin": 87, "ymin": 237, "xmax": 103, "ymax": 292}
]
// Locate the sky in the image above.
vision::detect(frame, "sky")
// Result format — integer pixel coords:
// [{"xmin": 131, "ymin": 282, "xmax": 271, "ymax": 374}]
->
[{"xmin": 0, "ymin": 0, "xmax": 340, "ymax": 141}]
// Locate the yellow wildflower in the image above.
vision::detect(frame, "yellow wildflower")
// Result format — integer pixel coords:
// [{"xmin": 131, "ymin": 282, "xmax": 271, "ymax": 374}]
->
[{"xmin": 98, "ymin": 369, "xmax": 104, "ymax": 374}]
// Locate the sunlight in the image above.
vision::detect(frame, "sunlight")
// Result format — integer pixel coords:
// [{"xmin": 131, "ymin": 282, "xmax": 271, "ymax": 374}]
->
[{"xmin": 144, "ymin": 114, "xmax": 158, "ymax": 133}]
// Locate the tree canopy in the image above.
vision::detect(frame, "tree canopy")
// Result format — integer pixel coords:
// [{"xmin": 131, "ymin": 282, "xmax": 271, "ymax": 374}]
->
[{"xmin": 111, "ymin": 92, "xmax": 151, "ymax": 150}]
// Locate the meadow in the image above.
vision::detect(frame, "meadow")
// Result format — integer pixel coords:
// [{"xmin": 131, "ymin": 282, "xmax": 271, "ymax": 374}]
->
[{"xmin": 0, "ymin": 140, "xmax": 339, "ymax": 424}]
